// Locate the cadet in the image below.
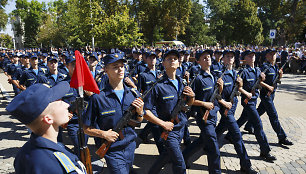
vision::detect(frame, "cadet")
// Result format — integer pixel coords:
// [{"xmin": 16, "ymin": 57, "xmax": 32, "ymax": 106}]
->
[
  {"xmin": 7, "ymin": 53, "xmax": 21, "ymax": 96},
  {"xmin": 233, "ymin": 50, "xmax": 277, "ymax": 162},
  {"xmin": 215, "ymin": 50, "xmax": 258, "ymax": 174},
  {"xmin": 144, "ymin": 50, "xmax": 195, "ymax": 174},
  {"xmin": 19, "ymin": 53, "xmax": 48, "ymax": 90},
  {"xmin": 46, "ymin": 56, "xmax": 67, "ymax": 87},
  {"xmin": 243, "ymin": 49, "xmax": 293, "ymax": 146},
  {"xmin": 83, "ymin": 53, "xmax": 144, "ymax": 174},
  {"xmin": 38, "ymin": 53, "xmax": 49, "ymax": 74},
  {"xmin": 211, "ymin": 50, "xmax": 224, "ymax": 77},
  {"xmin": 6, "ymin": 81, "xmax": 86, "ymax": 174},
  {"xmin": 183, "ymin": 50, "xmax": 223, "ymax": 174}
]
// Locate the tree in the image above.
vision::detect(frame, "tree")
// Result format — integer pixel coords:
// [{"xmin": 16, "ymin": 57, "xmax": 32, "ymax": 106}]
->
[
  {"xmin": 0, "ymin": 0, "xmax": 8, "ymax": 31},
  {"xmin": 179, "ymin": 0, "xmax": 216, "ymax": 46},
  {"xmin": 0, "ymin": 33, "xmax": 13, "ymax": 48}
]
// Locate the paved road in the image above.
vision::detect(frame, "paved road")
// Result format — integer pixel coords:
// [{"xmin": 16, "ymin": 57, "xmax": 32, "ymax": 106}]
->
[{"xmin": 0, "ymin": 72, "xmax": 306, "ymax": 174}]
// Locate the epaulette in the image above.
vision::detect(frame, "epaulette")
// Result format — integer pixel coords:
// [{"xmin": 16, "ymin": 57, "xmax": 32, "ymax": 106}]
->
[{"xmin": 53, "ymin": 152, "xmax": 77, "ymax": 173}]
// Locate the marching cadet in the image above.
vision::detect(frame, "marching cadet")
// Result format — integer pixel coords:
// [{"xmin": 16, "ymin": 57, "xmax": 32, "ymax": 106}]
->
[
  {"xmin": 6, "ymin": 81, "xmax": 87, "ymax": 174},
  {"xmin": 38, "ymin": 53, "xmax": 49, "ymax": 74},
  {"xmin": 144, "ymin": 50, "xmax": 195, "ymax": 174},
  {"xmin": 19, "ymin": 53, "xmax": 48, "ymax": 90},
  {"xmin": 7, "ymin": 53, "xmax": 21, "ymax": 96},
  {"xmin": 58, "ymin": 52, "xmax": 70, "ymax": 76},
  {"xmin": 243, "ymin": 49, "xmax": 293, "ymax": 146},
  {"xmin": 211, "ymin": 50, "xmax": 224, "ymax": 77},
  {"xmin": 83, "ymin": 53, "xmax": 144, "ymax": 174},
  {"xmin": 10, "ymin": 54, "xmax": 31, "ymax": 91},
  {"xmin": 183, "ymin": 50, "xmax": 223, "ymax": 174},
  {"xmin": 232, "ymin": 50, "xmax": 277, "ymax": 162},
  {"xmin": 215, "ymin": 50, "xmax": 258, "ymax": 174},
  {"xmin": 137, "ymin": 51, "xmax": 164, "ymax": 152},
  {"xmin": 45, "ymin": 56, "xmax": 67, "ymax": 87}
]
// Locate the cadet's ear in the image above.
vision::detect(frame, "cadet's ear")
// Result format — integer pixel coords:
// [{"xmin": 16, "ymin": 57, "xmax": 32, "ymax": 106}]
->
[{"xmin": 42, "ymin": 114, "xmax": 54, "ymax": 125}]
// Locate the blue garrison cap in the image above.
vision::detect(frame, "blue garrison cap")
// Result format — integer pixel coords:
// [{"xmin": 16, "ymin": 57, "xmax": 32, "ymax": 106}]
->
[
  {"xmin": 146, "ymin": 51, "xmax": 157, "ymax": 58},
  {"xmin": 163, "ymin": 49, "xmax": 180, "ymax": 59},
  {"xmin": 47, "ymin": 56, "xmax": 58, "ymax": 62},
  {"xmin": 41, "ymin": 53, "xmax": 48, "ymax": 57},
  {"xmin": 241, "ymin": 50, "xmax": 255, "ymax": 60},
  {"xmin": 89, "ymin": 52, "xmax": 98, "ymax": 61},
  {"xmin": 65, "ymin": 55, "xmax": 76, "ymax": 64},
  {"xmin": 6, "ymin": 81, "xmax": 70, "ymax": 125},
  {"xmin": 223, "ymin": 50, "xmax": 235, "ymax": 56},
  {"xmin": 184, "ymin": 50, "xmax": 191, "ymax": 55},
  {"xmin": 30, "ymin": 53, "xmax": 38, "ymax": 59},
  {"xmin": 196, "ymin": 50, "xmax": 213, "ymax": 60},
  {"xmin": 103, "ymin": 53, "xmax": 126, "ymax": 66}
]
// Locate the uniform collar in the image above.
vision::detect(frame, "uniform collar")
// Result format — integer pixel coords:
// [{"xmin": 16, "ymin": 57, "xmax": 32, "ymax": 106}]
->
[
  {"xmin": 30, "ymin": 133, "xmax": 67, "ymax": 153},
  {"xmin": 104, "ymin": 81, "xmax": 130, "ymax": 96},
  {"xmin": 245, "ymin": 65, "xmax": 256, "ymax": 72}
]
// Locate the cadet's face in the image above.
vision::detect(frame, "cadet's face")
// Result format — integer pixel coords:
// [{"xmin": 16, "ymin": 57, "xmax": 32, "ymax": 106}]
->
[
  {"xmin": 24, "ymin": 58, "xmax": 30, "ymax": 64},
  {"xmin": 184, "ymin": 54, "xmax": 190, "ymax": 61},
  {"xmin": 198, "ymin": 53, "xmax": 211, "ymax": 68},
  {"xmin": 214, "ymin": 53, "xmax": 222, "ymax": 61},
  {"xmin": 48, "ymin": 100, "xmax": 70, "ymax": 126},
  {"xmin": 105, "ymin": 60, "xmax": 125, "ymax": 80},
  {"xmin": 67, "ymin": 62, "xmax": 76, "ymax": 77},
  {"xmin": 48, "ymin": 60, "xmax": 58, "ymax": 72},
  {"xmin": 30, "ymin": 58, "xmax": 38, "ymax": 66},
  {"xmin": 223, "ymin": 53, "xmax": 235, "ymax": 65},
  {"xmin": 147, "ymin": 55, "xmax": 156, "ymax": 66},
  {"xmin": 245, "ymin": 53, "xmax": 255, "ymax": 64},
  {"xmin": 266, "ymin": 52, "xmax": 276, "ymax": 63},
  {"xmin": 89, "ymin": 57, "xmax": 98, "ymax": 67},
  {"xmin": 163, "ymin": 54, "xmax": 179, "ymax": 70},
  {"xmin": 133, "ymin": 53, "xmax": 142, "ymax": 61}
]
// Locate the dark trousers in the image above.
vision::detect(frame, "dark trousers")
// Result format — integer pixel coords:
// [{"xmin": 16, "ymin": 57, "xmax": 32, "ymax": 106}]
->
[
  {"xmin": 183, "ymin": 116, "xmax": 221, "ymax": 174},
  {"xmin": 244, "ymin": 93, "xmax": 287, "ymax": 140},
  {"xmin": 235, "ymin": 102, "xmax": 271, "ymax": 154},
  {"xmin": 215, "ymin": 98, "xmax": 251, "ymax": 169}
]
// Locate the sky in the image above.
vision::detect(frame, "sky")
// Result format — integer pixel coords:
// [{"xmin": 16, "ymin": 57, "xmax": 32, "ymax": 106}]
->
[{"xmin": 1, "ymin": 0, "xmax": 205, "ymax": 37}]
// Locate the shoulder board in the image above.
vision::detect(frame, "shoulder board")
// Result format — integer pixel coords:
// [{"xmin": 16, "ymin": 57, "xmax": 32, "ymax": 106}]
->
[
  {"xmin": 130, "ymin": 88, "xmax": 140, "ymax": 97},
  {"xmin": 53, "ymin": 152, "xmax": 77, "ymax": 173}
]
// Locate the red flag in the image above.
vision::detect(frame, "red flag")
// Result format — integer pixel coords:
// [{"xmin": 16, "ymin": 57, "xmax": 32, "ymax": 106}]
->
[{"xmin": 70, "ymin": 50, "xmax": 100, "ymax": 94}]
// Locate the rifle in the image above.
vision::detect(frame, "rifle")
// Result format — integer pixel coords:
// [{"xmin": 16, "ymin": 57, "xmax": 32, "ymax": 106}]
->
[
  {"xmin": 202, "ymin": 68, "xmax": 227, "ymax": 123},
  {"xmin": 243, "ymin": 65, "xmax": 270, "ymax": 105},
  {"xmin": 224, "ymin": 75, "xmax": 240, "ymax": 116},
  {"xmin": 95, "ymin": 74, "xmax": 164, "ymax": 159},
  {"xmin": 160, "ymin": 72, "xmax": 199, "ymax": 141},
  {"xmin": 267, "ymin": 58, "xmax": 290, "ymax": 97},
  {"xmin": 76, "ymin": 90, "xmax": 93, "ymax": 174}
]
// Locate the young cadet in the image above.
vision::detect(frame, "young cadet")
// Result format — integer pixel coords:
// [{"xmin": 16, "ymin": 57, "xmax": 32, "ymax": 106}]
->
[
  {"xmin": 38, "ymin": 53, "xmax": 49, "ymax": 75},
  {"xmin": 7, "ymin": 53, "xmax": 21, "ymax": 96},
  {"xmin": 182, "ymin": 50, "xmax": 223, "ymax": 174},
  {"xmin": 19, "ymin": 53, "xmax": 48, "ymax": 90},
  {"xmin": 6, "ymin": 81, "xmax": 86, "ymax": 174},
  {"xmin": 83, "ymin": 53, "xmax": 144, "ymax": 174},
  {"xmin": 11, "ymin": 54, "xmax": 31, "ymax": 91},
  {"xmin": 243, "ymin": 49, "xmax": 293, "ymax": 146},
  {"xmin": 232, "ymin": 50, "xmax": 277, "ymax": 162},
  {"xmin": 144, "ymin": 50, "xmax": 195, "ymax": 174},
  {"xmin": 211, "ymin": 50, "xmax": 224, "ymax": 77},
  {"xmin": 137, "ymin": 51, "xmax": 164, "ymax": 152},
  {"xmin": 215, "ymin": 50, "xmax": 258, "ymax": 174},
  {"xmin": 46, "ymin": 56, "xmax": 67, "ymax": 87}
]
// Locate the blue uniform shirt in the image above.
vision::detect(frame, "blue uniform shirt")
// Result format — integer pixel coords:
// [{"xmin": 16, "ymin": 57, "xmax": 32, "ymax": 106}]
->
[
  {"xmin": 14, "ymin": 133, "xmax": 85, "ymax": 174},
  {"xmin": 19, "ymin": 67, "xmax": 48, "ymax": 87},
  {"xmin": 239, "ymin": 65, "xmax": 261, "ymax": 105},
  {"xmin": 144, "ymin": 75, "xmax": 187, "ymax": 129},
  {"xmin": 46, "ymin": 72, "xmax": 67, "ymax": 87},
  {"xmin": 137, "ymin": 68, "xmax": 159, "ymax": 93},
  {"xmin": 221, "ymin": 69, "xmax": 238, "ymax": 101},
  {"xmin": 83, "ymin": 83, "xmax": 140, "ymax": 150},
  {"xmin": 210, "ymin": 59, "xmax": 224, "ymax": 78},
  {"xmin": 260, "ymin": 62, "xmax": 278, "ymax": 96}
]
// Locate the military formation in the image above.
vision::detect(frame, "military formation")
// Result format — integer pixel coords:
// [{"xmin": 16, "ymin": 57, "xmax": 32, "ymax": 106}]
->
[{"xmin": 1, "ymin": 45, "xmax": 304, "ymax": 174}]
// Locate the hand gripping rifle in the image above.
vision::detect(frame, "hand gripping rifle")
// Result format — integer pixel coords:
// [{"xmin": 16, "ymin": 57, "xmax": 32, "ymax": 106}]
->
[
  {"xmin": 243, "ymin": 65, "xmax": 270, "ymax": 105},
  {"xmin": 202, "ymin": 67, "xmax": 227, "ymax": 124},
  {"xmin": 95, "ymin": 74, "xmax": 164, "ymax": 159},
  {"xmin": 224, "ymin": 75, "xmax": 241, "ymax": 116},
  {"xmin": 160, "ymin": 72, "xmax": 199, "ymax": 141},
  {"xmin": 267, "ymin": 58, "xmax": 290, "ymax": 97}
]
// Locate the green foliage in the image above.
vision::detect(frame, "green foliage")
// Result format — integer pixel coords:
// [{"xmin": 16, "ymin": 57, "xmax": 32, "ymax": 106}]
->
[
  {"xmin": 0, "ymin": 0, "xmax": 8, "ymax": 30},
  {"xmin": 0, "ymin": 33, "xmax": 13, "ymax": 48},
  {"xmin": 179, "ymin": 0, "xmax": 216, "ymax": 46}
]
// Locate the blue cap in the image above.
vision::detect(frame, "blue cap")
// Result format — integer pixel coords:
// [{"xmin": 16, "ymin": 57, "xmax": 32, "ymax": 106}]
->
[
  {"xmin": 89, "ymin": 52, "xmax": 98, "ymax": 61},
  {"xmin": 103, "ymin": 53, "xmax": 126, "ymax": 66},
  {"xmin": 163, "ymin": 49, "xmax": 180, "ymax": 59},
  {"xmin": 65, "ymin": 55, "xmax": 76, "ymax": 64},
  {"xmin": 184, "ymin": 50, "xmax": 191, "ymax": 55},
  {"xmin": 265, "ymin": 49, "xmax": 277, "ymax": 54},
  {"xmin": 61, "ymin": 52, "xmax": 69, "ymax": 58},
  {"xmin": 223, "ymin": 50, "xmax": 235, "ymax": 56},
  {"xmin": 214, "ymin": 50, "xmax": 223, "ymax": 54},
  {"xmin": 146, "ymin": 51, "xmax": 157, "ymax": 58},
  {"xmin": 6, "ymin": 82, "xmax": 70, "ymax": 125},
  {"xmin": 41, "ymin": 53, "xmax": 48, "ymax": 57},
  {"xmin": 196, "ymin": 50, "xmax": 213, "ymax": 60},
  {"xmin": 155, "ymin": 48, "xmax": 163, "ymax": 53},
  {"xmin": 30, "ymin": 53, "xmax": 38, "ymax": 59},
  {"xmin": 241, "ymin": 50, "xmax": 255, "ymax": 60},
  {"xmin": 47, "ymin": 56, "xmax": 58, "ymax": 62},
  {"xmin": 132, "ymin": 49, "xmax": 142, "ymax": 54}
]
